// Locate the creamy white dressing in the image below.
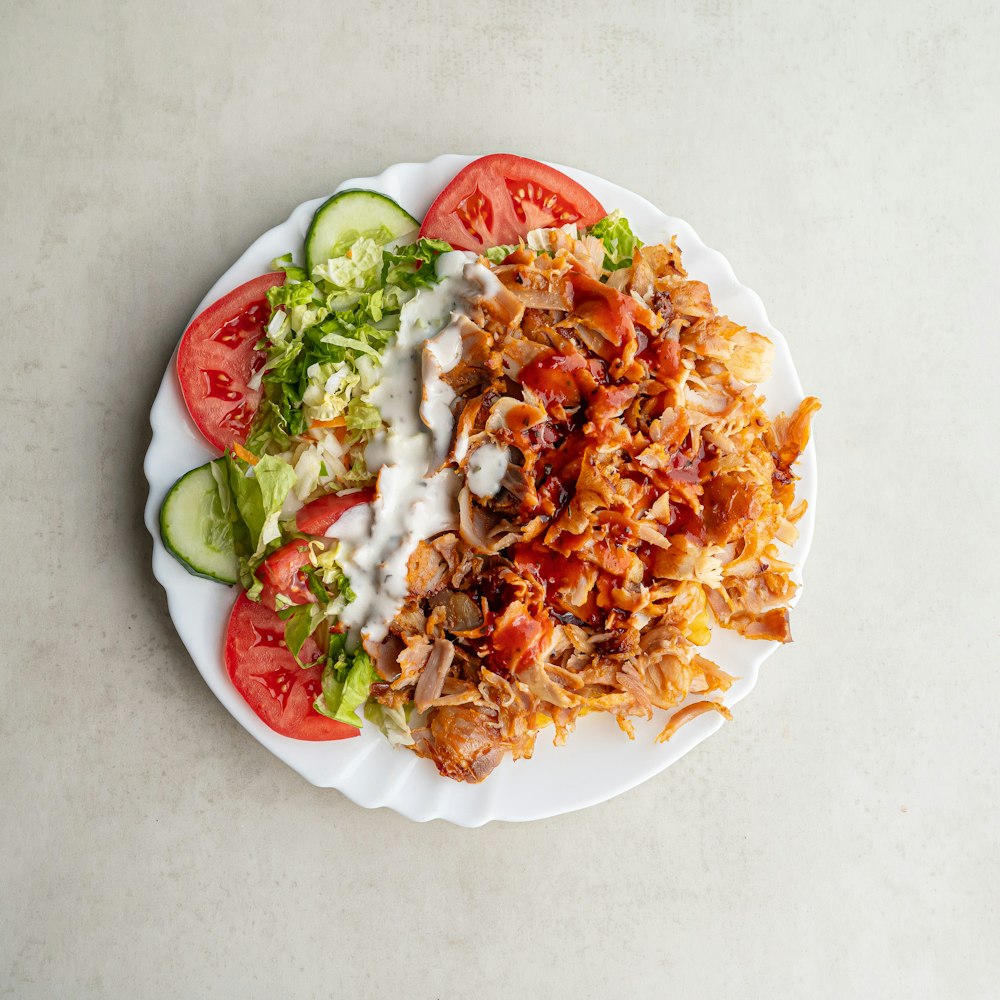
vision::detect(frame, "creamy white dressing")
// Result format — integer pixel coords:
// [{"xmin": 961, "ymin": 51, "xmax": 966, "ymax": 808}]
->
[
  {"xmin": 421, "ymin": 325, "xmax": 461, "ymax": 464},
  {"xmin": 462, "ymin": 259, "xmax": 504, "ymax": 299},
  {"xmin": 325, "ymin": 251, "xmax": 495, "ymax": 644},
  {"xmin": 466, "ymin": 443, "xmax": 509, "ymax": 498}
]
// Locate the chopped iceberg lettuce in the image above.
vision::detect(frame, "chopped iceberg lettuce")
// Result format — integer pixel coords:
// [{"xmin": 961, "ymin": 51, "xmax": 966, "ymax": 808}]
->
[
  {"xmin": 585, "ymin": 211, "xmax": 643, "ymax": 271},
  {"xmin": 216, "ymin": 452, "xmax": 296, "ymax": 588},
  {"xmin": 314, "ymin": 634, "xmax": 378, "ymax": 729},
  {"xmin": 365, "ymin": 701, "xmax": 415, "ymax": 748}
]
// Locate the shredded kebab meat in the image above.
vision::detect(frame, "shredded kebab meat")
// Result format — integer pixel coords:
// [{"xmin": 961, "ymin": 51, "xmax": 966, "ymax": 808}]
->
[{"xmin": 365, "ymin": 227, "xmax": 820, "ymax": 783}]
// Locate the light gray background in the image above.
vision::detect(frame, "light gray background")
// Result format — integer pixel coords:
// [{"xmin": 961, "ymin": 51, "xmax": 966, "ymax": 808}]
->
[{"xmin": 2, "ymin": 1, "xmax": 998, "ymax": 997}]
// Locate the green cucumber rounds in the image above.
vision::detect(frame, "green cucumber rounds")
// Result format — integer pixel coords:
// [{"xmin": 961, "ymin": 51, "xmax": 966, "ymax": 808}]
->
[
  {"xmin": 160, "ymin": 462, "xmax": 239, "ymax": 585},
  {"xmin": 304, "ymin": 190, "xmax": 418, "ymax": 272}
]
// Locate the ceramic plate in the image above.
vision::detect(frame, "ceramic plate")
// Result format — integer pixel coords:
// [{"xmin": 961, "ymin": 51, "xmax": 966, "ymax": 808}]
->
[{"xmin": 143, "ymin": 154, "xmax": 817, "ymax": 826}]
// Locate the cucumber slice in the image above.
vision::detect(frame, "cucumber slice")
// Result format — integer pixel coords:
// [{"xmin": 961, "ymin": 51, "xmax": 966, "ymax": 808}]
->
[
  {"xmin": 305, "ymin": 189, "xmax": 418, "ymax": 273},
  {"xmin": 160, "ymin": 462, "xmax": 239, "ymax": 585}
]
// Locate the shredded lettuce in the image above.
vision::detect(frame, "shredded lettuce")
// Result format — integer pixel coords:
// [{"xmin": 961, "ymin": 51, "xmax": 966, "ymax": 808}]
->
[
  {"xmin": 383, "ymin": 237, "xmax": 452, "ymax": 292},
  {"xmin": 313, "ymin": 544, "xmax": 357, "ymax": 601},
  {"xmin": 279, "ymin": 603, "xmax": 324, "ymax": 667},
  {"xmin": 482, "ymin": 244, "xmax": 515, "ymax": 264},
  {"xmin": 345, "ymin": 397, "xmax": 381, "ymax": 431},
  {"xmin": 342, "ymin": 453, "xmax": 371, "ymax": 485},
  {"xmin": 320, "ymin": 224, "xmax": 394, "ymax": 264},
  {"xmin": 314, "ymin": 634, "xmax": 378, "ymax": 729},
  {"xmin": 267, "ymin": 280, "xmax": 316, "ymax": 309},
  {"xmin": 243, "ymin": 399, "xmax": 293, "ymax": 456},
  {"xmin": 223, "ymin": 460, "xmax": 263, "ymax": 557},
  {"xmin": 365, "ymin": 700, "xmax": 415, "ymax": 748},
  {"xmin": 270, "ymin": 253, "xmax": 308, "ymax": 284},
  {"xmin": 248, "ymin": 455, "xmax": 298, "ymax": 560},
  {"xmin": 586, "ymin": 211, "xmax": 643, "ymax": 271},
  {"xmin": 216, "ymin": 452, "xmax": 296, "ymax": 588},
  {"xmin": 209, "ymin": 459, "xmax": 232, "ymax": 516},
  {"xmin": 318, "ymin": 330, "xmax": 384, "ymax": 359},
  {"xmin": 314, "ymin": 236, "xmax": 385, "ymax": 308}
]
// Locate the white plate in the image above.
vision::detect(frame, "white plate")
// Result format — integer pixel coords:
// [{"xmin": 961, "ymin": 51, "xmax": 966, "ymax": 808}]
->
[{"xmin": 143, "ymin": 154, "xmax": 818, "ymax": 827}]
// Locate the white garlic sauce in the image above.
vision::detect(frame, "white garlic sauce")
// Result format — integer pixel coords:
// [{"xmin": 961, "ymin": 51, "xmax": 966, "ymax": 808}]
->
[
  {"xmin": 325, "ymin": 251, "xmax": 497, "ymax": 645},
  {"xmin": 466, "ymin": 443, "xmax": 510, "ymax": 498}
]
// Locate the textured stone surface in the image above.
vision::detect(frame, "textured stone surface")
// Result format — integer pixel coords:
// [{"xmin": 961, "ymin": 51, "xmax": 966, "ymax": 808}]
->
[{"xmin": 2, "ymin": 1, "xmax": 998, "ymax": 997}]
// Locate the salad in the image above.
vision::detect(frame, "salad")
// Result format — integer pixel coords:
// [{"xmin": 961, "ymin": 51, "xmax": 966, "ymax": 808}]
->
[{"xmin": 161, "ymin": 154, "xmax": 819, "ymax": 782}]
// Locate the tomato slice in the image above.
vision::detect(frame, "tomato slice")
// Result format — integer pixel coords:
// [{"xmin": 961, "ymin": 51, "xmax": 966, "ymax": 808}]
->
[
  {"xmin": 295, "ymin": 486, "xmax": 374, "ymax": 535},
  {"xmin": 176, "ymin": 273, "xmax": 283, "ymax": 452},
  {"xmin": 258, "ymin": 540, "xmax": 316, "ymax": 610},
  {"xmin": 419, "ymin": 154, "xmax": 606, "ymax": 252},
  {"xmin": 224, "ymin": 592, "xmax": 358, "ymax": 741}
]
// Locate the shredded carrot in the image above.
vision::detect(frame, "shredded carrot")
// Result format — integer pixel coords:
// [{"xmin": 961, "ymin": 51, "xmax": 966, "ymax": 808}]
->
[
  {"xmin": 232, "ymin": 442, "xmax": 259, "ymax": 465},
  {"xmin": 310, "ymin": 416, "xmax": 347, "ymax": 429}
]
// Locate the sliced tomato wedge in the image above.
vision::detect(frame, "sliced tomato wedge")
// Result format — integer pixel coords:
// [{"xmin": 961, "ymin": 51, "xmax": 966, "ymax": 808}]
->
[
  {"xmin": 224, "ymin": 593, "xmax": 358, "ymax": 741},
  {"xmin": 295, "ymin": 486, "xmax": 375, "ymax": 535},
  {"xmin": 419, "ymin": 154, "xmax": 606, "ymax": 252},
  {"xmin": 258, "ymin": 540, "xmax": 316, "ymax": 610},
  {"xmin": 176, "ymin": 273, "xmax": 283, "ymax": 452}
]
